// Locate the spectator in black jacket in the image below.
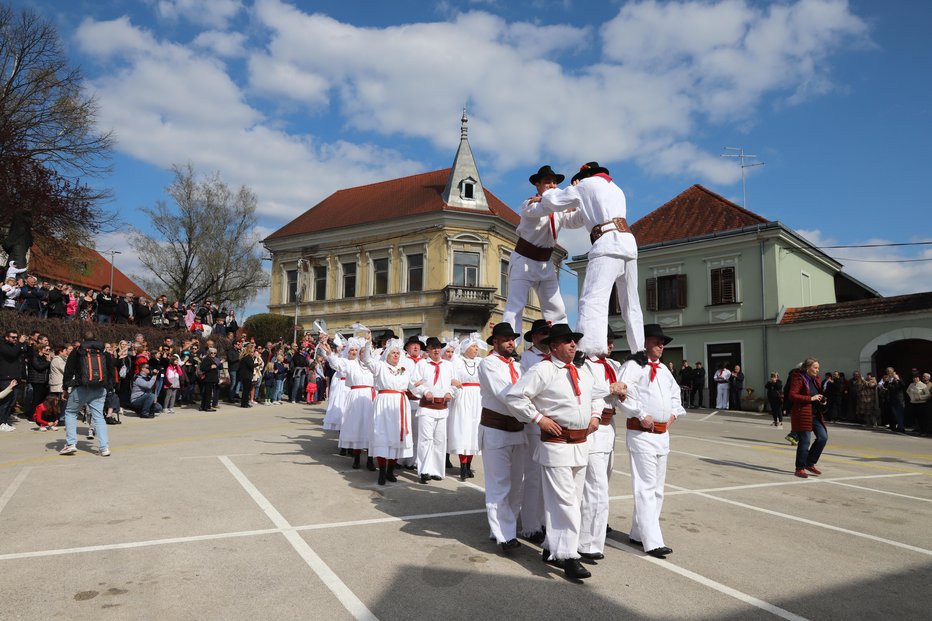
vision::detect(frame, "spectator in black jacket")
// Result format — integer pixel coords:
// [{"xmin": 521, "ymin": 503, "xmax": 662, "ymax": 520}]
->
[
  {"xmin": 25, "ymin": 343, "xmax": 52, "ymax": 421},
  {"xmin": 0, "ymin": 330, "xmax": 28, "ymax": 431},
  {"xmin": 226, "ymin": 341, "xmax": 242, "ymax": 403},
  {"xmin": 729, "ymin": 364, "xmax": 745, "ymax": 410},
  {"xmin": 136, "ymin": 297, "xmax": 152, "ymax": 327},
  {"xmin": 237, "ymin": 343, "xmax": 256, "ymax": 408},
  {"xmin": 45, "ymin": 283, "xmax": 66, "ymax": 319},
  {"xmin": 115, "ymin": 293, "xmax": 137, "ymax": 324},
  {"xmin": 691, "ymin": 362, "xmax": 706, "ymax": 408},
  {"xmin": 18, "ymin": 276, "xmax": 45, "ymax": 316},
  {"xmin": 199, "ymin": 347, "xmax": 220, "ymax": 411},
  {"xmin": 96, "ymin": 285, "xmax": 117, "ymax": 323},
  {"xmin": 677, "ymin": 360, "xmax": 694, "ymax": 408}
]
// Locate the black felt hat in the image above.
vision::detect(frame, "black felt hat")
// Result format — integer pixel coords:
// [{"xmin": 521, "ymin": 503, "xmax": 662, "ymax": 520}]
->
[
  {"xmin": 542, "ymin": 323, "xmax": 584, "ymax": 346},
  {"xmin": 425, "ymin": 336, "xmax": 446, "ymax": 349},
  {"xmin": 644, "ymin": 323, "xmax": 673, "ymax": 345},
  {"xmin": 378, "ymin": 329, "xmax": 398, "ymax": 341},
  {"xmin": 575, "ymin": 161, "xmax": 610, "ymax": 181},
  {"xmin": 486, "ymin": 322, "xmax": 522, "ymax": 345},
  {"xmin": 529, "ymin": 165, "xmax": 565, "ymax": 185},
  {"xmin": 523, "ymin": 319, "xmax": 551, "ymax": 342},
  {"xmin": 404, "ymin": 335, "xmax": 425, "ymax": 350}
]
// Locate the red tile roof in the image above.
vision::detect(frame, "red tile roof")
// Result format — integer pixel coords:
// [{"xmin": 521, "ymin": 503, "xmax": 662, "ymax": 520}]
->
[
  {"xmin": 265, "ymin": 168, "xmax": 518, "ymax": 240},
  {"xmin": 780, "ymin": 292, "xmax": 932, "ymax": 325},
  {"xmin": 632, "ymin": 184, "xmax": 769, "ymax": 246},
  {"xmin": 28, "ymin": 244, "xmax": 148, "ymax": 298}
]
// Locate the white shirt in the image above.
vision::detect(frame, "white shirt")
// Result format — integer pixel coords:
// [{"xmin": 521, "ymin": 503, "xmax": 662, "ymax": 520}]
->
[
  {"xmin": 714, "ymin": 368, "xmax": 732, "ymax": 383},
  {"xmin": 617, "ymin": 358, "xmax": 686, "ymax": 455},
  {"xmin": 517, "ymin": 197, "xmax": 585, "ymax": 248},
  {"xmin": 519, "ymin": 346, "xmax": 550, "ymax": 374},
  {"xmin": 412, "ymin": 357, "xmax": 454, "ymax": 401},
  {"xmin": 528, "ymin": 176, "xmax": 637, "ymax": 261},
  {"xmin": 479, "ymin": 354, "xmax": 522, "ymax": 416}
]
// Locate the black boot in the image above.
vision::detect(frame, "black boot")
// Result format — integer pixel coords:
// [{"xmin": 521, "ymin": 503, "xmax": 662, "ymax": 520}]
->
[
  {"xmin": 386, "ymin": 463, "xmax": 397, "ymax": 482},
  {"xmin": 339, "ymin": 448, "xmax": 347, "ymax": 456},
  {"xmin": 366, "ymin": 456, "xmax": 376, "ymax": 471},
  {"xmin": 445, "ymin": 454, "xmax": 454, "ymax": 470},
  {"xmin": 377, "ymin": 464, "xmax": 386, "ymax": 486},
  {"xmin": 460, "ymin": 464, "xmax": 468, "ymax": 481},
  {"xmin": 352, "ymin": 453, "xmax": 361, "ymax": 469}
]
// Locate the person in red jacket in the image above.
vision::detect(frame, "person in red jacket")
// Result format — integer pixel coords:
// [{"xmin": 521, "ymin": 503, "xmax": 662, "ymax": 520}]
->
[
  {"xmin": 34, "ymin": 395, "xmax": 62, "ymax": 431},
  {"xmin": 788, "ymin": 358, "xmax": 828, "ymax": 478}
]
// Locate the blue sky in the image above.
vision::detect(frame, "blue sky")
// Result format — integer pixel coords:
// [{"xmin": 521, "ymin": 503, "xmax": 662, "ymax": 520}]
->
[{"xmin": 21, "ymin": 0, "xmax": 932, "ymax": 320}]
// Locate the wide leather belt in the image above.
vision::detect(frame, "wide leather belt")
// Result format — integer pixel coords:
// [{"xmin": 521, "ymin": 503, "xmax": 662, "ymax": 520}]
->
[
  {"xmin": 514, "ymin": 237, "xmax": 554, "ymax": 262},
  {"xmin": 405, "ymin": 390, "xmax": 418, "ymax": 400},
  {"xmin": 590, "ymin": 217, "xmax": 632, "ymax": 242},
  {"xmin": 541, "ymin": 427, "xmax": 589, "ymax": 444},
  {"xmin": 626, "ymin": 418, "xmax": 668, "ymax": 434},
  {"xmin": 600, "ymin": 407, "xmax": 615, "ymax": 426},
  {"xmin": 419, "ymin": 397, "xmax": 449, "ymax": 410},
  {"xmin": 480, "ymin": 408, "xmax": 525, "ymax": 432}
]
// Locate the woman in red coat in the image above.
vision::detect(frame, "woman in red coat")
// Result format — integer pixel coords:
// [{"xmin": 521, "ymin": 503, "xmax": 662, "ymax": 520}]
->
[{"xmin": 788, "ymin": 358, "xmax": 828, "ymax": 478}]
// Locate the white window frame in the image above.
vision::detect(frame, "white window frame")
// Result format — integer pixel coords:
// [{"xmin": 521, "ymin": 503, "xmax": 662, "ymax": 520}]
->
[
  {"xmin": 338, "ymin": 254, "xmax": 360, "ymax": 299},
  {"xmin": 447, "ymin": 233, "xmax": 487, "ymax": 287},
  {"xmin": 367, "ymin": 247, "xmax": 392, "ymax": 296},
  {"xmin": 401, "ymin": 243, "xmax": 427, "ymax": 293}
]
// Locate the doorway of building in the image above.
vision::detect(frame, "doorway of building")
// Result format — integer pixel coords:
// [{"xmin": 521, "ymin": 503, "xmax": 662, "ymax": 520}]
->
[
  {"xmin": 872, "ymin": 339, "xmax": 932, "ymax": 378},
  {"xmin": 707, "ymin": 343, "xmax": 742, "ymax": 408}
]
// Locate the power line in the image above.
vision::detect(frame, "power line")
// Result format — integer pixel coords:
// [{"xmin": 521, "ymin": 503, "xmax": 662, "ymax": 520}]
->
[
  {"xmin": 832, "ymin": 257, "xmax": 932, "ymax": 263},
  {"xmin": 819, "ymin": 241, "xmax": 932, "ymax": 249}
]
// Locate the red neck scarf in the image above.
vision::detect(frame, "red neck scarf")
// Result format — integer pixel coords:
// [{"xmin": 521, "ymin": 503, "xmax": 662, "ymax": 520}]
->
[
  {"xmin": 593, "ymin": 172, "xmax": 613, "ymax": 183},
  {"xmin": 429, "ymin": 360, "xmax": 442, "ymax": 384},
  {"xmin": 566, "ymin": 364, "xmax": 581, "ymax": 397},
  {"xmin": 648, "ymin": 361, "xmax": 662, "ymax": 382},
  {"xmin": 595, "ymin": 359, "xmax": 616, "ymax": 383},
  {"xmin": 497, "ymin": 355, "xmax": 518, "ymax": 384}
]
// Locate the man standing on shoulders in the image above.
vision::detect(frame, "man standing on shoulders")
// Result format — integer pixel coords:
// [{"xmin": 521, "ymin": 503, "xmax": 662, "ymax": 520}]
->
[
  {"xmin": 502, "ymin": 166, "xmax": 583, "ymax": 333},
  {"xmin": 617, "ymin": 324, "xmax": 685, "ymax": 559},
  {"xmin": 478, "ymin": 322, "xmax": 526, "ymax": 554},
  {"xmin": 507, "ymin": 324, "xmax": 623, "ymax": 582},
  {"xmin": 60, "ymin": 331, "xmax": 114, "ymax": 456},
  {"xmin": 526, "ymin": 162, "xmax": 644, "ymax": 357}
]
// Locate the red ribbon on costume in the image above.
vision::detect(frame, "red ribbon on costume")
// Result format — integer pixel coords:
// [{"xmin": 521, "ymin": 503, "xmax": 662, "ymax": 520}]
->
[
  {"xmin": 461, "ymin": 382, "xmax": 481, "ymax": 387},
  {"xmin": 497, "ymin": 355, "xmax": 518, "ymax": 383},
  {"xmin": 430, "ymin": 361, "xmax": 442, "ymax": 384},
  {"xmin": 566, "ymin": 364, "xmax": 581, "ymax": 397},
  {"xmin": 648, "ymin": 362, "xmax": 662, "ymax": 382},
  {"xmin": 595, "ymin": 359, "xmax": 616, "ymax": 383},
  {"xmin": 351, "ymin": 384, "xmax": 376, "ymax": 399},
  {"xmin": 379, "ymin": 389, "xmax": 409, "ymax": 441},
  {"xmin": 549, "ymin": 213, "xmax": 557, "ymax": 240}
]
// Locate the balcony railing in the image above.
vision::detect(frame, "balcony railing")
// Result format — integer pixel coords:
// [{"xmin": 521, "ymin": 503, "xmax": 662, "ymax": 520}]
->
[{"xmin": 442, "ymin": 285, "xmax": 497, "ymax": 307}]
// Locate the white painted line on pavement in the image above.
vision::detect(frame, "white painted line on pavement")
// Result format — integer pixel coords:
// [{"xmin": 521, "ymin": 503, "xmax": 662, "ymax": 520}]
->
[
  {"xmin": 699, "ymin": 410, "xmax": 719, "ymax": 421},
  {"xmin": 218, "ymin": 456, "xmax": 378, "ymax": 621},
  {"xmin": 819, "ymin": 479, "xmax": 932, "ymax": 503},
  {"xmin": 0, "ymin": 467, "xmax": 31, "ymax": 516},
  {"xmin": 660, "ymin": 479, "xmax": 932, "ymax": 557},
  {"xmin": 296, "ymin": 509, "xmax": 487, "ymax": 532},
  {"xmin": 180, "ymin": 452, "xmax": 263, "ymax": 460},
  {"xmin": 603, "ymin": 539, "xmax": 810, "ymax": 621}
]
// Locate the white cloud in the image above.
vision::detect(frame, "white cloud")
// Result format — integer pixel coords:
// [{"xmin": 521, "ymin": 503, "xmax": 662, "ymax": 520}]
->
[
  {"xmin": 156, "ymin": 0, "xmax": 243, "ymax": 29},
  {"xmin": 76, "ymin": 17, "xmax": 423, "ymax": 221},
  {"xmin": 796, "ymin": 229, "xmax": 932, "ymax": 297},
  {"xmin": 192, "ymin": 30, "xmax": 247, "ymax": 58}
]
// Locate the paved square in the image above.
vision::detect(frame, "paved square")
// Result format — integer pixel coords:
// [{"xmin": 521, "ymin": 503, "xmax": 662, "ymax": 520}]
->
[{"xmin": 1, "ymin": 404, "xmax": 930, "ymax": 620}]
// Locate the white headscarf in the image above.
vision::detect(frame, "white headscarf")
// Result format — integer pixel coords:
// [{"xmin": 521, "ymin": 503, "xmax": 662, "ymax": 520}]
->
[
  {"xmin": 443, "ymin": 337, "xmax": 460, "ymax": 361},
  {"xmin": 458, "ymin": 332, "xmax": 488, "ymax": 357},
  {"xmin": 381, "ymin": 338, "xmax": 404, "ymax": 363}
]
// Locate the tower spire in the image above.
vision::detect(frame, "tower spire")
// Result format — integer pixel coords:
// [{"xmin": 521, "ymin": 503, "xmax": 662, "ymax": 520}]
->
[
  {"xmin": 442, "ymin": 109, "xmax": 488, "ymax": 211},
  {"xmin": 461, "ymin": 106, "xmax": 468, "ymax": 140}
]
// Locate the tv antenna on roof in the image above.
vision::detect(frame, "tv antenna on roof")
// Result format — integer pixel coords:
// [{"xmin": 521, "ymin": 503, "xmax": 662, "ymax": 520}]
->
[{"xmin": 721, "ymin": 147, "xmax": 764, "ymax": 208}]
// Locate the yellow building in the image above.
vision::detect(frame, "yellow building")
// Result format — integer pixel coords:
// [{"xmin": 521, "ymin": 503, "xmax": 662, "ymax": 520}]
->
[{"xmin": 263, "ymin": 115, "xmax": 557, "ymax": 339}]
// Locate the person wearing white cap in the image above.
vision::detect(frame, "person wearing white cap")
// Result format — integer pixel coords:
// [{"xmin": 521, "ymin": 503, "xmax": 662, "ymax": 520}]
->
[
  {"xmin": 321, "ymin": 336, "xmax": 375, "ymax": 470},
  {"xmin": 502, "ymin": 166, "xmax": 584, "ymax": 334},
  {"xmin": 526, "ymin": 162, "xmax": 644, "ymax": 356},
  {"xmin": 360, "ymin": 336, "xmax": 414, "ymax": 485},
  {"xmin": 321, "ymin": 335, "xmax": 349, "ymax": 433},
  {"xmin": 447, "ymin": 333, "xmax": 485, "ymax": 481},
  {"xmin": 616, "ymin": 324, "xmax": 684, "ymax": 559}
]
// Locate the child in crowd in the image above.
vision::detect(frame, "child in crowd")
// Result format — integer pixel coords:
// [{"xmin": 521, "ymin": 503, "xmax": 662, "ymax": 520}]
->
[
  {"xmin": 34, "ymin": 395, "xmax": 61, "ymax": 431},
  {"xmin": 262, "ymin": 361, "xmax": 276, "ymax": 405},
  {"xmin": 164, "ymin": 354, "xmax": 184, "ymax": 414}
]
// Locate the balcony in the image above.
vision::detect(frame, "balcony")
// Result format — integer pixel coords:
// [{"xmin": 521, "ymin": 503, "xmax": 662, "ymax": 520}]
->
[{"xmin": 442, "ymin": 285, "xmax": 497, "ymax": 308}]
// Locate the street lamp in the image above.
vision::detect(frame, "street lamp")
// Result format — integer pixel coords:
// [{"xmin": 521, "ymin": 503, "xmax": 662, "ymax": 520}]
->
[{"xmin": 102, "ymin": 249, "xmax": 122, "ymax": 291}]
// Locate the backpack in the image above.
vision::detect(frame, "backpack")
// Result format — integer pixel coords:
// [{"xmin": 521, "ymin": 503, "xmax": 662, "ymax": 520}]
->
[{"xmin": 79, "ymin": 346, "xmax": 107, "ymax": 388}]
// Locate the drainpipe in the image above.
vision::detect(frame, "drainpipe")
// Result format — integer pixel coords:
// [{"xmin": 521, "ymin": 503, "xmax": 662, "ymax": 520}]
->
[{"xmin": 760, "ymin": 236, "xmax": 768, "ymax": 384}]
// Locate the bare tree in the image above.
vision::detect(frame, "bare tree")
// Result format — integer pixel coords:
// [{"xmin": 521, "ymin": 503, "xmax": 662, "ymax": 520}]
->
[
  {"xmin": 0, "ymin": 3, "xmax": 114, "ymax": 249},
  {"xmin": 131, "ymin": 164, "xmax": 270, "ymax": 308}
]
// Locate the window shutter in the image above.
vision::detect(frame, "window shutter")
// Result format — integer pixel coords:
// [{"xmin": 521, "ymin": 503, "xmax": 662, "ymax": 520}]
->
[
  {"xmin": 646, "ymin": 277, "xmax": 658, "ymax": 311},
  {"xmin": 710, "ymin": 269, "xmax": 721, "ymax": 305},
  {"xmin": 676, "ymin": 274, "xmax": 688, "ymax": 309},
  {"xmin": 722, "ymin": 267, "xmax": 735, "ymax": 303}
]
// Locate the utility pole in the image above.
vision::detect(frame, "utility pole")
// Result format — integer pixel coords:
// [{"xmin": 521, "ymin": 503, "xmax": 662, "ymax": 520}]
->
[
  {"xmin": 102, "ymin": 249, "xmax": 122, "ymax": 292},
  {"xmin": 721, "ymin": 147, "xmax": 764, "ymax": 208}
]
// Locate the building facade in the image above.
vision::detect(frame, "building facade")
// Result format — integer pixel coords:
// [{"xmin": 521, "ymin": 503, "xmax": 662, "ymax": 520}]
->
[
  {"xmin": 569, "ymin": 185, "xmax": 931, "ymax": 403},
  {"xmin": 264, "ymin": 116, "xmax": 555, "ymax": 339}
]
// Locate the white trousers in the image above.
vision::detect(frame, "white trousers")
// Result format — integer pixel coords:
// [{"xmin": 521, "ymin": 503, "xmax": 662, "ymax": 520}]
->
[
  {"xmin": 716, "ymin": 383, "xmax": 730, "ymax": 409},
  {"xmin": 629, "ymin": 450, "xmax": 667, "ymax": 552},
  {"xmin": 519, "ymin": 427, "xmax": 545, "ymax": 536},
  {"xmin": 482, "ymin": 442, "xmax": 527, "ymax": 544},
  {"xmin": 502, "ymin": 255, "xmax": 567, "ymax": 333},
  {"xmin": 579, "ymin": 449, "xmax": 614, "ymax": 554},
  {"xmin": 577, "ymin": 255, "xmax": 644, "ymax": 355},
  {"xmin": 542, "ymin": 465, "xmax": 587, "ymax": 560},
  {"xmin": 416, "ymin": 413, "xmax": 447, "ymax": 478}
]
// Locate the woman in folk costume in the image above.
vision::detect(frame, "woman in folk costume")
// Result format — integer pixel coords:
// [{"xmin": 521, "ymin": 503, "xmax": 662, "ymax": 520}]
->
[
  {"xmin": 361, "ymin": 336, "xmax": 415, "ymax": 485},
  {"xmin": 321, "ymin": 336, "xmax": 350, "ymax": 434},
  {"xmin": 447, "ymin": 333, "xmax": 486, "ymax": 481},
  {"xmin": 322, "ymin": 336, "xmax": 376, "ymax": 470}
]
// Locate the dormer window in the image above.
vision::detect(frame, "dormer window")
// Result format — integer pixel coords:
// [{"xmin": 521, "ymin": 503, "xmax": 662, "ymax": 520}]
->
[{"xmin": 459, "ymin": 177, "xmax": 477, "ymax": 200}]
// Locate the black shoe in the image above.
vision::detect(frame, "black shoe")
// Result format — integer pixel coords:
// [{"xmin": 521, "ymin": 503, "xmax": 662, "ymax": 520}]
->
[
  {"xmin": 606, "ymin": 525, "xmax": 613, "ymax": 534},
  {"xmin": 377, "ymin": 465, "xmax": 386, "ymax": 486},
  {"xmin": 628, "ymin": 537, "xmax": 642, "ymax": 547},
  {"xmin": 466, "ymin": 467, "xmax": 475, "ymax": 478},
  {"xmin": 386, "ymin": 465, "xmax": 397, "ymax": 482},
  {"xmin": 419, "ymin": 474, "xmax": 430, "ymax": 484},
  {"xmin": 430, "ymin": 475, "xmax": 442, "ymax": 481},
  {"xmin": 542, "ymin": 549, "xmax": 563, "ymax": 568},
  {"xmin": 564, "ymin": 558, "xmax": 591, "ymax": 580},
  {"xmin": 240, "ymin": 404, "xmax": 253, "ymax": 408},
  {"xmin": 523, "ymin": 531, "xmax": 546, "ymax": 545},
  {"xmin": 339, "ymin": 448, "xmax": 347, "ymax": 456},
  {"xmin": 445, "ymin": 455, "xmax": 454, "ymax": 470},
  {"xmin": 656, "ymin": 546, "xmax": 673, "ymax": 555},
  {"xmin": 366, "ymin": 456, "xmax": 376, "ymax": 471},
  {"xmin": 460, "ymin": 464, "xmax": 468, "ymax": 481},
  {"xmin": 403, "ymin": 464, "xmax": 417, "ymax": 471},
  {"xmin": 500, "ymin": 539, "xmax": 521, "ymax": 554},
  {"xmin": 645, "ymin": 547, "xmax": 668, "ymax": 559},
  {"xmin": 578, "ymin": 551, "xmax": 604, "ymax": 561},
  {"xmin": 352, "ymin": 454, "xmax": 361, "ymax": 469}
]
